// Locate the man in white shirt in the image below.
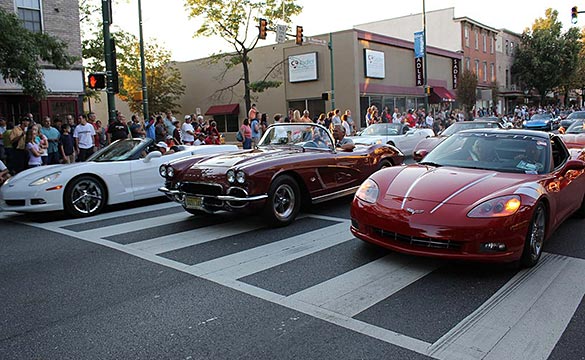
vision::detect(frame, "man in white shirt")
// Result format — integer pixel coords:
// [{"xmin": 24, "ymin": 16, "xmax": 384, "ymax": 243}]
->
[
  {"xmin": 425, "ymin": 113, "xmax": 434, "ymax": 128},
  {"xmin": 73, "ymin": 114, "xmax": 96, "ymax": 162},
  {"xmin": 181, "ymin": 115, "xmax": 195, "ymax": 145}
]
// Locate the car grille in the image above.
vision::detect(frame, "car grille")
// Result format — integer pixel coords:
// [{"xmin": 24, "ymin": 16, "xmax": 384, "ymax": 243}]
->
[
  {"xmin": 372, "ymin": 227, "xmax": 462, "ymax": 250},
  {"xmin": 5, "ymin": 200, "xmax": 25, "ymax": 206},
  {"xmin": 179, "ymin": 182, "xmax": 223, "ymax": 196}
]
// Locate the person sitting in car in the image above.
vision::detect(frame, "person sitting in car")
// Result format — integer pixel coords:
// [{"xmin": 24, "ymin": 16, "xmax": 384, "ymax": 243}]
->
[
  {"xmin": 155, "ymin": 141, "xmax": 175, "ymax": 155},
  {"xmin": 332, "ymin": 125, "xmax": 355, "ymax": 151}
]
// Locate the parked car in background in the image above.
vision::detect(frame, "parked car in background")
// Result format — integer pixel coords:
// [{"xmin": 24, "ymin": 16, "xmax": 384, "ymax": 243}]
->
[
  {"xmin": 474, "ymin": 116, "xmax": 513, "ymax": 129},
  {"xmin": 560, "ymin": 111, "xmax": 585, "ymax": 130},
  {"xmin": 159, "ymin": 123, "xmax": 404, "ymax": 226},
  {"xmin": 413, "ymin": 120, "xmax": 502, "ymax": 161},
  {"xmin": 351, "ymin": 129, "xmax": 585, "ymax": 267},
  {"xmin": 348, "ymin": 123, "xmax": 434, "ymax": 154},
  {"xmin": 523, "ymin": 113, "xmax": 559, "ymax": 131},
  {"xmin": 0, "ymin": 138, "xmax": 238, "ymax": 217}
]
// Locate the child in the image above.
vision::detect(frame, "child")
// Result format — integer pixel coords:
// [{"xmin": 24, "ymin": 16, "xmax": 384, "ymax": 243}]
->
[{"xmin": 60, "ymin": 124, "xmax": 76, "ymax": 164}]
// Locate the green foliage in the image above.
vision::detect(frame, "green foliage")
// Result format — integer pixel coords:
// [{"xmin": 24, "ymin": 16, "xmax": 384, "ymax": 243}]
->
[
  {"xmin": 184, "ymin": 0, "xmax": 302, "ymax": 113},
  {"xmin": 512, "ymin": 8, "xmax": 583, "ymax": 103},
  {"xmin": 456, "ymin": 69, "xmax": 478, "ymax": 118},
  {"xmin": 0, "ymin": 8, "xmax": 76, "ymax": 99}
]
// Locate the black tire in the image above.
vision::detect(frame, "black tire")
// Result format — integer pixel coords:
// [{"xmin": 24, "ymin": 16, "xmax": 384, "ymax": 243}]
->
[
  {"xmin": 64, "ymin": 176, "xmax": 106, "ymax": 217},
  {"xmin": 264, "ymin": 175, "xmax": 301, "ymax": 226},
  {"xmin": 387, "ymin": 141, "xmax": 395, "ymax": 147},
  {"xmin": 183, "ymin": 207, "xmax": 206, "ymax": 216},
  {"xmin": 379, "ymin": 159, "xmax": 393, "ymax": 170},
  {"xmin": 520, "ymin": 203, "xmax": 546, "ymax": 267}
]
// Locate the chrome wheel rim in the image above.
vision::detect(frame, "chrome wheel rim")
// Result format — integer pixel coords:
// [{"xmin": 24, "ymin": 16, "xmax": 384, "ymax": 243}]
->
[
  {"xmin": 273, "ymin": 184, "xmax": 295, "ymax": 221},
  {"xmin": 530, "ymin": 207, "xmax": 546, "ymax": 258},
  {"xmin": 71, "ymin": 179, "xmax": 103, "ymax": 215}
]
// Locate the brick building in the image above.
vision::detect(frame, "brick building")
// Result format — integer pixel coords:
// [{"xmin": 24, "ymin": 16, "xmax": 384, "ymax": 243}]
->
[{"xmin": 0, "ymin": 0, "xmax": 84, "ymax": 123}]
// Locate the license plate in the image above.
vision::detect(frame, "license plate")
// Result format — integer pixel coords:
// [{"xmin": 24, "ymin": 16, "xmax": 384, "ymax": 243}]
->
[{"xmin": 185, "ymin": 196, "xmax": 204, "ymax": 209}]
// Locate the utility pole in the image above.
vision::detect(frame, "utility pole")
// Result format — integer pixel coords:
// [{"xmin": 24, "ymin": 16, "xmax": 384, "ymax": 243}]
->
[
  {"xmin": 138, "ymin": 0, "xmax": 149, "ymax": 121},
  {"xmin": 101, "ymin": 0, "xmax": 117, "ymax": 124},
  {"xmin": 422, "ymin": 0, "xmax": 428, "ymax": 115},
  {"xmin": 329, "ymin": 32, "xmax": 335, "ymax": 110}
]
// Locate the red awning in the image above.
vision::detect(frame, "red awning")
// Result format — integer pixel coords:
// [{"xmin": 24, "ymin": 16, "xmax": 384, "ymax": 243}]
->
[
  {"xmin": 430, "ymin": 87, "xmax": 456, "ymax": 103},
  {"xmin": 205, "ymin": 104, "xmax": 240, "ymax": 116}
]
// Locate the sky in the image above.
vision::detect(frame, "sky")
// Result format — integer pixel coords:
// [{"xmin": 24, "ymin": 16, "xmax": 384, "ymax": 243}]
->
[{"xmin": 110, "ymin": 0, "xmax": 581, "ymax": 62}]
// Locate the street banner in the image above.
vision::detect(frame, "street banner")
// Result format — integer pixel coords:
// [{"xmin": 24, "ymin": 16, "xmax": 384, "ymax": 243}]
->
[
  {"xmin": 414, "ymin": 31, "xmax": 424, "ymax": 58},
  {"xmin": 415, "ymin": 57, "xmax": 424, "ymax": 86},
  {"xmin": 452, "ymin": 58, "xmax": 460, "ymax": 89},
  {"xmin": 276, "ymin": 25, "xmax": 287, "ymax": 44}
]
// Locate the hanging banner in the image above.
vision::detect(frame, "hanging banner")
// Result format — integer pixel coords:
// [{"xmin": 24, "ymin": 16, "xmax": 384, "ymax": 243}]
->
[
  {"xmin": 415, "ymin": 57, "xmax": 424, "ymax": 86},
  {"xmin": 414, "ymin": 31, "xmax": 424, "ymax": 58},
  {"xmin": 452, "ymin": 58, "xmax": 460, "ymax": 89}
]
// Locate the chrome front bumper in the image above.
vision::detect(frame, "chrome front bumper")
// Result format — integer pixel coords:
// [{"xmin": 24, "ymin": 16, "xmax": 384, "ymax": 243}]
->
[{"xmin": 158, "ymin": 186, "xmax": 268, "ymax": 202}]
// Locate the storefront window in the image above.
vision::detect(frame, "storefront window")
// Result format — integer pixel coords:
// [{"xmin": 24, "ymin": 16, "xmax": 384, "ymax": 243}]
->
[
  {"xmin": 395, "ymin": 98, "xmax": 406, "ymax": 114},
  {"xmin": 406, "ymin": 98, "xmax": 416, "ymax": 112},
  {"xmin": 50, "ymin": 100, "xmax": 76, "ymax": 123},
  {"xmin": 212, "ymin": 114, "xmax": 239, "ymax": 132}
]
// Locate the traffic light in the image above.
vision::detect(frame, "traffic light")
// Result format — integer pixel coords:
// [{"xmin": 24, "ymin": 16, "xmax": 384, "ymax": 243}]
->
[
  {"xmin": 295, "ymin": 26, "xmax": 303, "ymax": 45},
  {"xmin": 259, "ymin": 18, "xmax": 267, "ymax": 40},
  {"xmin": 321, "ymin": 92, "xmax": 330, "ymax": 101},
  {"xmin": 572, "ymin": 6, "xmax": 578, "ymax": 24},
  {"xmin": 87, "ymin": 73, "xmax": 106, "ymax": 90},
  {"xmin": 425, "ymin": 86, "xmax": 432, "ymax": 95}
]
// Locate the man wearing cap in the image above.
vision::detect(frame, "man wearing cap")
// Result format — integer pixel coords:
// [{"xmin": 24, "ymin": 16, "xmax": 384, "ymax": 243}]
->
[
  {"xmin": 155, "ymin": 141, "xmax": 174, "ymax": 155},
  {"xmin": 181, "ymin": 115, "xmax": 195, "ymax": 145},
  {"xmin": 9, "ymin": 117, "xmax": 30, "ymax": 173}
]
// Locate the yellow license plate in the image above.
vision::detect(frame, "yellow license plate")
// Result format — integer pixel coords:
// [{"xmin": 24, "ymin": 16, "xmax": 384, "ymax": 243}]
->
[{"xmin": 185, "ymin": 196, "xmax": 204, "ymax": 209}]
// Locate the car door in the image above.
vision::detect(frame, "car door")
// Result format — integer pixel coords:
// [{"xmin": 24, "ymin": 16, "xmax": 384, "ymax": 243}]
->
[
  {"xmin": 549, "ymin": 137, "xmax": 584, "ymax": 221},
  {"xmin": 129, "ymin": 151, "xmax": 169, "ymax": 199}
]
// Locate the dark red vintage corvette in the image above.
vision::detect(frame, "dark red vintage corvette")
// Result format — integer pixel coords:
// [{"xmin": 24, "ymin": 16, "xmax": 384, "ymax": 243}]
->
[
  {"xmin": 351, "ymin": 129, "xmax": 585, "ymax": 267},
  {"xmin": 159, "ymin": 123, "xmax": 403, "ymax": 225}
]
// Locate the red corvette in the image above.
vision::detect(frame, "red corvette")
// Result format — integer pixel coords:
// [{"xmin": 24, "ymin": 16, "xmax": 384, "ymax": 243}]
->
[{"xmin": 351, "ymin": 129, "xmax": 585, "ymax": 267}]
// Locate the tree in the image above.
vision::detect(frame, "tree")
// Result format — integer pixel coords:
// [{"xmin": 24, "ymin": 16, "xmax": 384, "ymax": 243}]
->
[
  {"xmin": 0, "ymin": 8, "xmax": 76, "ymax": 99},
  {"xmin": 512, "ymin": 8, "xmax": 582, "ymax": 104},
  {"xmin": 456, "ymin": 69, "xmax": 478, "ymax": 119},
  {"xmin": 184, "ymin": 0, "xmax": 302, "ymax": 114}
]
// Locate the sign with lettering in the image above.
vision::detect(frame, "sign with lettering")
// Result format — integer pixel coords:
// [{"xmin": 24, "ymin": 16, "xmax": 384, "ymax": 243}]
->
[
  {"xmin": 415, "ymin": 57, "xmax": 424, "ymax": 86},
  {"xmin": 288, "ymin": 52, "xmax": 318, "ymax": 83},
  {"xmin": 452, "ymin": 58, "xmax": 460, "ymax": 89},
  {"xmin": 364, "ymin": 49, "xmax": 385, "ymax": 79}
]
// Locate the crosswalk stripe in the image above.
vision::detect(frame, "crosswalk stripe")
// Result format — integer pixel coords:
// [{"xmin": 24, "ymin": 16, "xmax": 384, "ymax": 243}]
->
[
  {"xmin": 190, "ymin": 222, "xmax": 352, "ymax": 279},
  {"xmin": 289, "ymin": 253, "xmax": 440, "ymax": 317},
  {"xmin": 78, "ymin": 211, "xmax": 194, "ymax": 239},
  {"xmin": 127, "ymin": 217, "xmax": 268, "ymax": 254},
  {"xmin": 428, "ymin": 253, "xmax": 582, "ymax": 360}
]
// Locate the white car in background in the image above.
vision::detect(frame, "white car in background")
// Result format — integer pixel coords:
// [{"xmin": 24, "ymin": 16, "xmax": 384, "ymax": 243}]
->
[
  {"xmin": 0, "ymin": 138, "xmax": 238, "ymax": 217},
  {"xmin": 349, "ymin": 123, "xmax": 435, "ymax": 154}
]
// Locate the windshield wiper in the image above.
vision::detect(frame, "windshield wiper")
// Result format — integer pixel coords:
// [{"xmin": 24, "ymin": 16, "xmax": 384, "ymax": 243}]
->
[{"xmin": 419, "ymin": 161, "xmax": 442, "ymax": 167}]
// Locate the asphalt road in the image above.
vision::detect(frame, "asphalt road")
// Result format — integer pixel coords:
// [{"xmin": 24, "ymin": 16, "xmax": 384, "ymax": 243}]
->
[{"xmin": 1, "ymin": 195, "xmax": 584, "ymax": 360}]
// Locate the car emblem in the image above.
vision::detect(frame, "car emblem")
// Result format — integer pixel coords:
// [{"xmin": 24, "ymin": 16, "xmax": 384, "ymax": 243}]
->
[{"xmin": 405, "ymin": 208, "xmax": 424, "ymax": 215}]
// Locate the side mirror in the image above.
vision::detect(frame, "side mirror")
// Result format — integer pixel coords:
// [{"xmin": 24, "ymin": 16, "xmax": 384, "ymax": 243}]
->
[
  {"xmin": 564, "ymin": 159, "xmax": 585, "ymax": 171},
  {"xmin": 414, "ymin": 149, "xmax": 429, "ymax": 161},
  {"xmin": 144, "ymin": 151, "xmax": 162, "ymax": 162}
]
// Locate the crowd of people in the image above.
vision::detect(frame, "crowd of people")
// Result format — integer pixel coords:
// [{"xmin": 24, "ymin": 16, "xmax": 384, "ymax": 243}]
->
[{"xmin": 0, "ymin": 110, "xmax": 226, "ymax": 180}]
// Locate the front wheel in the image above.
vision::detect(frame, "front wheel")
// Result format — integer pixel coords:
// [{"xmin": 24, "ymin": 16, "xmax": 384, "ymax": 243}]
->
[
  {"xmin": 264, "ymin": 175, "xmax": 301, "ymax": 226},
  {"xmin": 520, "ymin": 203, "xmax": 546, "ymax": 267},
  {"xmin": 378, "ymin": 159, "xmax": 393, "ymax": 170},
  {"xmin": 64, "ymin": 176, "xmax": 106, "ymax": 217}
]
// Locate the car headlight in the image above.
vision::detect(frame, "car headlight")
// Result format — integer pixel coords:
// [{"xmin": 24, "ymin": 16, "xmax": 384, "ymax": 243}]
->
[
  {"xmin": 355, "ymin": 179, "xmax": 379, "ymax": 203},
  {"xmin": 522, "ymin": 120, "xmax": 527, "ymax": 126},
  {"xmin": 375, "ymin": 139, "xmax": 382, "ymax": 145},
  {"xmin": 167, "ymin": 166, "xmax": 174, "ymax": 178},
  {"xmin": 236, "ymin": 170, "xmax": 246, "ymax": 184},
  {"xmin": 227, "ymin": 169, "xmax": 236, "ymax": 183},
  {"xmin": 159, "ymin": 165, "xmax": 167, "ymax": 178},
  {"xmin": 467, "ymin": 195, "xmax": 521, "ymax": 218},
  {"xmin": 29, "ymin": 172, "xmax": 61, "ymax": 186}
]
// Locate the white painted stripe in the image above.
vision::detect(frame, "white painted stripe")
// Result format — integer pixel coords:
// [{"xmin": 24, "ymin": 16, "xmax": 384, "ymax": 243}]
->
[
  {"xmin": 484, "ymin": 258, "xmax": 585, "ymax": 360},
  {"xmin": 429, "ymin": 253, "xmax": 578, "ymax": 360},
  {"xmin": 302, "ymin": 213, "xmax": 352, "ymax": 223},
  {"xmin": 290, "ymin": 254, "xmax": 440, "ymax": 317},
  {"xmin": 45, "ymin": 201, "xmax": 180, "ymax": 228},
  {"xmin": 191, "ymin": 222, "xmax": 352, "ymax": 279},
  {"xmin": 127, "ymin": 217, "xmax": 267, "ymax": 254},
  {"xmin": 78, "ymin": 211, "xmax": 194, "ymax": 239}
]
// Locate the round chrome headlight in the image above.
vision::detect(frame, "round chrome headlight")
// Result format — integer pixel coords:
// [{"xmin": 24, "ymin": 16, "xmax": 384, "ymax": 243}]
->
[
  {"xmin": 167, "ymin": 167, "xmax": 174, "ymax": 178},
  {"xmin": 236, "ymin": 170, "xmax": 246, "ymax": 184},
  {"xmin": 227, "ymin": 169, "xmax": 236, "ymax": 183},
  {"xmin": 159, "ymin": 165, "xmax": 167, "ymax": 177}
]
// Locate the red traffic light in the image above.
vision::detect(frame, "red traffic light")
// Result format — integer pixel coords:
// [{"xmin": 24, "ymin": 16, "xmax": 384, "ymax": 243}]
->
[
  {"xmin": 259, "ymin": 18, "xmax": 267, "ymax": 40},
  {"xmin": 87, "ymin": 73, "xmax": 106, "ymax": 90},
  {"xmin": 295, "ymin": 26, "xmax": 303, "ymax": 45}
]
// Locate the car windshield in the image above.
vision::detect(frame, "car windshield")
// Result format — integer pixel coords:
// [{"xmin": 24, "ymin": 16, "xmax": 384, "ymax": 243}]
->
[
  {"xmin": 422, "ymin": 132, "xmax": 551, "ymax": 174},
  {"xmin": 258, "ymin": 123, "xmax": 333, "ymax": 149},
  {"xmin": 530, "ymin": 114, "xmax": 551, "ymax": 120},
  {"xmin": 88, "ymin": 138, "xmax": 149, "ymax": 162},
  {"xmin": 441, "ymin": 122, "xmax": 499, "ymax": 137},
  {"xmin": 566, "ymin": 111, "xmax": 585, "ymax": 120},
  {"xmin": 360, "ymin": 123, "xmax": 403, "ymax": 136},
  {"xmin": 566, "ymin": 120, "xmax": 585, "ymax": 134}
]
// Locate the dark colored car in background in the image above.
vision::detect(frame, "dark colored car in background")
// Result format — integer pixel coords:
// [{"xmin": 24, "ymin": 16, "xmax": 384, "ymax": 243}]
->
[
  {"xmin": 561, "ymin": 111, "xmax": 585, "ymax": 129},
  {"xmin": 412, "ymin": 120, "xmax": 502, "ymax": 161},
  {"xmin": 159, "ymin": 123, "xmax": 404, "ymax": 226}
]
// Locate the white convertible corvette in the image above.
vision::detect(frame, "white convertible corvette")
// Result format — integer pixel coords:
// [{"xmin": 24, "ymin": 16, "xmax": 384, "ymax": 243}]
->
[
  {"xmin": 0, "ymin": 138, "xmax": 238, "ymax": 217},
  {"xmin": 348, "ymin": 123, "xmax": 434, "ymax": 154}
]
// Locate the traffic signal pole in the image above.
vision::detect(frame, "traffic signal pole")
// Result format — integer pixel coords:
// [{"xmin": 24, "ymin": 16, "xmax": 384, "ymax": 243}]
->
[
  {"xmin": 138, "ymin": 0, "xmax": 149, "ymax": 122},
  {"xmin": 102, "ymin": 0, "xmax": 117, "ymax": 124}
]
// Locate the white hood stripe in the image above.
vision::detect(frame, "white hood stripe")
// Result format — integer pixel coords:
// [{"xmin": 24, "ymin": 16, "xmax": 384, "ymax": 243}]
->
[
  {"xmin": 400, "ymin": 167, "xmax": 440, "ymax": 210},
  {"xmin": 429, "ymin": 172, "xmax": 498, "ymax": 214}
]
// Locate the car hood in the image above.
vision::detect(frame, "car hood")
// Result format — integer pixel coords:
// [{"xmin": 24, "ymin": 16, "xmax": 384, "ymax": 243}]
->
[
  {"xmin": 191, "ymin": 147, "xmax": 307, "ymax": 170},
  {"xmin": 7, "ymin": 162, "xmax": 96, "ymax": 183},
  {"xmin": 378, "ymin": 165, "xmax": 531, "ymax": 206},
  {"xmin": 526, "ymin": 118, "xmax": 551, "ymax": 125}
]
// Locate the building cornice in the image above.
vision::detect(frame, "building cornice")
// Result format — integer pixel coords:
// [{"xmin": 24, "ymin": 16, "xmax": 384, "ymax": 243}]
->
[{"xmin": 355, "ymin": 30, "xmax": 463, "ymax": 59}]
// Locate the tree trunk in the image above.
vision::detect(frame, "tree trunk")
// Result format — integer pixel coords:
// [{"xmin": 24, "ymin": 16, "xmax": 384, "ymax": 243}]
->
[{"xmin": 242, "ymin": 49, "xmax": 251, "ymax": 117}]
